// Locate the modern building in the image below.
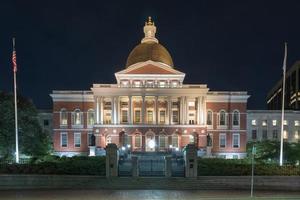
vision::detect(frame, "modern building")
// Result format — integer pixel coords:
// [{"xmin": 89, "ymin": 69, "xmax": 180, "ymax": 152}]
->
[
  {"xmin": 267, "ymin": 61, "xmax": 300, "ymax": 110},
  {"xmin": 247, "ymin": 110, "xmax": 300, "ymax": 143},
  {"xmin": 50, "ymin": 17, "xmax": 249, "ymax": 158}
]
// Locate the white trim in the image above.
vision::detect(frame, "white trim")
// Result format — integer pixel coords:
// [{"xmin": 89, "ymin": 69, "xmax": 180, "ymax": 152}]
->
[{"xmin": 232, "ymin": 109, "xmax": 240, "ymax": 129}]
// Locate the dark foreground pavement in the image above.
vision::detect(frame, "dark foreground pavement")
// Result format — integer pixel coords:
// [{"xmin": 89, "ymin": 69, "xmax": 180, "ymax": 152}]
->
[{"xmin": 0, "ymin": 189, "xmax": 300, "ymax": 200}]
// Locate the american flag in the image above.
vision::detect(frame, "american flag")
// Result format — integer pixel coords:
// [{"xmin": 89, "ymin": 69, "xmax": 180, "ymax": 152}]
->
[{"xmin": 12, "ymin": 38, "xmax": 17, "ymax": 73}]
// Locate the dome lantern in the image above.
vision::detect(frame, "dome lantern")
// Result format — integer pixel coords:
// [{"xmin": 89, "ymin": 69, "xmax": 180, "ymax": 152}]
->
[{"xmin": 141, "ymin": 16, "xmax": 158, "ymax": 44}]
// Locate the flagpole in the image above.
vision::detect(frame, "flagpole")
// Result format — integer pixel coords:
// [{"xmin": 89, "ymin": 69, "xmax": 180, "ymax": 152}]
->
[
  {"xmin": 13, "ymin": 37, "xmax": 19, "ymax": 164},
  {"xmin": 279, "ymin": 42, "xmax": 287, "ymax": 166}
]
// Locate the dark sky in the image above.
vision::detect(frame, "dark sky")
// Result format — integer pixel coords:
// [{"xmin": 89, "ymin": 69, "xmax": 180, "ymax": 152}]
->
[{"xmin": 1, "ymin": 0, "xmax": 300, "ymax": 109}]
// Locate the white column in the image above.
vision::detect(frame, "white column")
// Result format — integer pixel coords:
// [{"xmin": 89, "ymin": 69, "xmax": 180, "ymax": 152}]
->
[
  {"xmin": 180, "ymin": 96, "xmax": 183, "ymax": 124},
  {"xmin": 197, "ymin": 97, "xmax": 201, "ymax": 125},
  {"xmin": 202, "ymin": 96, "xmax": 207, "ymax": 125},
  {"xmin": 100, "ymin": 97, "xmax": 104, "ymax": 124},
  {"xmin": 115, "ymin": 96, "xmax": 119, "ymax": 124},
  {"xmin": 155, "ymin": 96, "xmax": 158, "ymax": 124},
  {"xmin": 142, "ymin": 96, "xmax": 145, "ymax": 124},
  {"xmin": 96, "ymin": 97, "xmax": 100, "ymax": 124},
  {"xmin": 168, "ymin": 96, "xmax": 172, "ymax": 125},
  {"xmin": 128, "ymin": 96, "xmax": 132, "ymax": 123},
  {"xmin": 111, "ymin": 97, "xmax": 116, "ymax": 124}
]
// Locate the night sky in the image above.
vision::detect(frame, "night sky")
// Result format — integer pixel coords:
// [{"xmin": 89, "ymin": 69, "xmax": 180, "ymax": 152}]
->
[{"xmin": 1, "ymin": 1, "xmax": 300, "ymax": 109}]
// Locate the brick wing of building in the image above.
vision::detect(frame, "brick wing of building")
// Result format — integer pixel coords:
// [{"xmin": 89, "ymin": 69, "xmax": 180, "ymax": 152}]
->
[{"xmin": 50, "ymin": 17, "xmax": 250, "ymax": 159}]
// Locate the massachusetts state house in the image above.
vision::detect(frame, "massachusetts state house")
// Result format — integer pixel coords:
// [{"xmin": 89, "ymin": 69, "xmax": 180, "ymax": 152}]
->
[{"xmin": 51, "ymin": 17, "xmax": 249, "ymax": 159}]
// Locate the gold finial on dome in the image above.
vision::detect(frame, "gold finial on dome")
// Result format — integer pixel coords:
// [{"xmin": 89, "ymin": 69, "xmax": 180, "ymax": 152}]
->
[
  {"xmin": 142, "ymin": 16, "xmax": 158, "ymax": 43},
  {"xmin": 146, "ymin": 16, "xmax": 154, "ymax": 25}
]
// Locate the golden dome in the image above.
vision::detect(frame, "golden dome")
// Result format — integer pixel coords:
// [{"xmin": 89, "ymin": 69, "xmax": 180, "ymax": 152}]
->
[{"xmin": 126, "ymin": 41, "xmax": 174, "ymax": 68}]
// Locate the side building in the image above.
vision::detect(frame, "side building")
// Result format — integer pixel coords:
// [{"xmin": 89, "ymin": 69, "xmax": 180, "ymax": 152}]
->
[
  {"xmin": 247, "ymin": 110, "xmax": 300, "ymax": 143},
  {"xmin": 50, "ymin": 18, "xmax": 249, "ymax": 158},
  {"xmin": 267, "ymin": 61, "xmax": 300, "ymax": 110}
]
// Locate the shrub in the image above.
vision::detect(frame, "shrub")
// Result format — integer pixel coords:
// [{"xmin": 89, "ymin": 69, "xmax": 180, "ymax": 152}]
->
[
  {"xmin": 0, "ymin": 156, "xmax": 106, "ymax": 176},
  {"xmin": 198, "ymin": 158, "xmax": 300, "ymax": 176}
]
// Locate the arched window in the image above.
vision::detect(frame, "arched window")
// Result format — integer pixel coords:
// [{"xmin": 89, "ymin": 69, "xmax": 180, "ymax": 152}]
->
[
  {"xmin": 171, "ymin": 134, "xmax": 179, "ymax": 148},
  {"xmin": 233, "ymin": 110, "xmax": 240, "ymax": 126},
  {"xmin": 135, "ymin": 134, "xmax": 141, "ymax": 148},
  {"xmin": 159, "ymin": 134, "xmax": 167, "ymax": 148},
  {"xmin": 72, "ymin": 109, "xmax": 82, "ymax": 125},
  {"xmin": 207, "ymin": 110, "xmax": 213, "ymax": 125},
  {"xmin": 60, "ymin": 108, "xmax": 68, "ymax": 125},
  {"xmin": 87, "ymin": 109, "xmax": 95, "ymax": 126},
  {"xmin": 106, "ymin": 135, "xmax": 112, "ymax": 145},
  {"xmin": 219, "ymin": 110, "xmax": 226, "ymax": 126}
]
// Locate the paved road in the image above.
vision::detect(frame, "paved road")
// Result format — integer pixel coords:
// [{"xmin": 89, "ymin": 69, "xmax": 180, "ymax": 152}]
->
[{"xmin": 0, "ymin": 189, "xmax": 300, "ymax": 200}]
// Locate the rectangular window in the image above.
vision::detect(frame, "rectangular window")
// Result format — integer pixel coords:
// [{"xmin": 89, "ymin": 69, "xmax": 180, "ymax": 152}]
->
[
  {"xmin": 135, "ymin": 135, "xmax": 141, "ymax": 148},
  {"xmin": 88, "ymin": 132, "xmax": 93, "ymax": 146},
  {"xmin": 43, "ymin": 119, "xmax": 49, "ymax": 126},
  {"xmin": 172, "ymin": 135, "xmax": 178, "ymax": 147},
  {"xmin": 207, "ymin": 111, "xmax": 212, "ymax": 125},
  {"xmin": 262, "ymin": 130, "xmax": 268, "ymax": 140},
  {"xmin": 121, "ymin": 110, "xmax": 128, "ymax": 123},
  {"xmin": 74, "ymin": 133, "xmax": 81, "ymax": 148},
  {"xmin": 284, "ymin": 120, "xmax": 288, "ymax": 126},
  {"xmin": 60, "ymin": 111, "xmax": 68, "ymax": 125},
  {"xmin": 172, "ymin": 110, "xmax": 179, "ymax": 123},
  {"xmin": 232, "ymin": 134, "xmax": 240, "ymax": 148},
  {"xmin": 262, "ymin": 120, "xmax": 267, "ymax": 126},
  {"xmin": 251, "ymin": 119, "xmax": 257, "ymax": 126},
  {"xmin": 159, "ymin": 136, "xmax": 166, "ymax": 148},
  {"xmin": 272, "ymin": 129, "xmax": 278, "ymax": 139},
  {"xmin": 134, "ymin": 110, "xmax": 141, "ymax": 123},
  {"xmin": 252, "ymin": 130, "xmax": 257, "ymax": 140},
  {"xmin": 147, "ymin": 110, "xmax": 153, "ymax": 123},
  {"xmin": 272, "ymin": 120, "xmax": 277, "ymax": 126},
  {"xmin": 61, "ymin": 132, "xmax": 68, "ymax": 147},
  {"xmin": 283, "ymin": 130, "xmax": 288, "ymax": 139},
  {"xmin": 295, "ymin": 120, "xmax": 300, "ymax": 127},
  {"xmin": 219, "ymin": 134, "xmax": 226, "ymax": 148},
  {"xmin": 159, "ymin": 110, "xmax": 166, "ymax": 124}
]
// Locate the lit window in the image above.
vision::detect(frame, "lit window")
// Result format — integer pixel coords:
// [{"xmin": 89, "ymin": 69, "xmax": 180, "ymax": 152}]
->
[
  {"xmin": 134, "ymin": 81, "xmax": 141, "ymax": 87},
  {"xmin": 106, "ymin": 135, "xmax": 112, "ymax": 145},
  {"xmin": 159, "ymin": 135, "xmax": 167, "ymax": 148},
  {"xmin": 147, "ymin": 110, "xmax": 153, "ymax": 124},
  {"xmin": 189, "ymin": 135, "xmax": 195, "ymax": 144},
  {"xmin": 207, "ymin": 110, "xmax": 213, "ymax": 125},
  {"xmin": 251, "ymin": 120, "xmax": 257, "ymax": 126},
  {"xmin": 121, "ymin": 110, "xmax": 128, "ymax": 123},
  {"xmin": 159, "ymin": 110, "xmax": 166, "ymax": 124},
  {"xmin": 172, "ymin": 110, "xmax": 179, "ymax": 123},
  {"xmin": 272, "ymin": 120, "xmax": 277, "ymax": 126},
  {"xmin": 87, "ymin": 109, "xmax": 95, "ymax": 126},
  {"xmin": 171, "ymin": 81, "xmax": 178, "ymax": 87},
  {"xmin": 262, "ymin": 120, "xmax": 267, "ymax": 126},
  {"xmin": 121, "ymin": 80, "xmax": 129, "ymax": 87},
  {"xmin": 233, "ymin": 111, "xmax": 239, "ymax": 126},
  {"xmin": 74, "ymin": 133, "xmax": 81, "ymax": 148},
  {"xmin": 294, "ymin": 131, "xmax": 299, "ymax": 140},
  {"xmin": 134, "ymin": 110, "xmax": 141, "ymax": 123},
  {"xmin": 61, "ymin": 132, "xmax": 68, "ymax": 147},
  {"xmin": 171, "ymin": 134, "xmax": 178, "ymax": 147},
  {"xmin": 219, "ymin": 134, "xmax": 226, "ymax": 148},
  {"xmin": 146, "ymin": 81, "xmax": 154, "ymax": 87},
  {"xmin": 219, "ymin": 111, "xmax": 226, "ymax": 126},
  {"xmin": 283, "ymin": 130, "xmax": 288, "ymax": 139},
  {"xmin": 135, "ymin": 134, "xmax": 141, "ymax": 148},
  {"xmin": 188, "ymin": 102, "xmax": 195, "ymax": 107},
  {"xmin": 159, "ymin": 81, "xmax": 166, "ymax": 87},
  {"xmin": 295, "ymin": 120, "xmax": 299, "ymax": 127},
  {"xmin": 72, "ymin": 109, "xmax": 82, "ymax": 125},
  {"xmin": 60, "ymin": 109, "xmax": 68, "ymax": 125},
  {"xmin": 284, "ymin": 120, "xmax": 288, "ymax": 126}
]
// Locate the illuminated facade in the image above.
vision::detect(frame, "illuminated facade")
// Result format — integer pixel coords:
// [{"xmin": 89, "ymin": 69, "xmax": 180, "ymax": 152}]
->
[{"xmin": 51, "ymin": 17, "xmax": 249, "ymax": 158}]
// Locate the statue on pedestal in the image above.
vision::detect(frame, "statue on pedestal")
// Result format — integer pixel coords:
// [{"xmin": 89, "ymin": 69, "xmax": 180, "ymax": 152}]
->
[{"xmin": 207, "ymin": 134, "xmax": 212, "ymax": 147}]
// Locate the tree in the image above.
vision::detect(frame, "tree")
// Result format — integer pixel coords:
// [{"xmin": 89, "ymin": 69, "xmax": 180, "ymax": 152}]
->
[
  {"xmin": 0, "ymin": 91, "xmax": 50, "ymax": 160},
  {"xmin": 247, "ymin": 140, "xmax": 300, "ymax": 164}
]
